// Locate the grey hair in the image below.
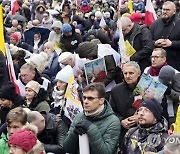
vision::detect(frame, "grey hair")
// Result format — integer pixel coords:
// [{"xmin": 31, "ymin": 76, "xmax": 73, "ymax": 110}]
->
[
  {"xmin": 153, "ymin": 48, "xmax": 167, "ymax": 57},
  {"xmin": 123, "ymin": 61, "xmax": 141, "ymax": 73},
  {"xmin": 20, "ymin": 63, "xmax": 35, "ymax": 72},
  {"xmin": 163, "ymin": 1, "xmax": 176, "ymax": 11},
  {"xmin": 121, "ymin": 16, "xmax": 133, "ymax": 27}
]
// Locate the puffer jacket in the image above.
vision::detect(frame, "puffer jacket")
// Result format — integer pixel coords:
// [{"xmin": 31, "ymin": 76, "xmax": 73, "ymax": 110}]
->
[{"xmin": 64, "ymin": 101, "xmax": 121, "ymax": 154}]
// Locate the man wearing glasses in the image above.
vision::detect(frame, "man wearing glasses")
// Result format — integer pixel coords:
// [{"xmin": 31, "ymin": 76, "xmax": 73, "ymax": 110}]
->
[
  {"xmin": 144, "ymin": 48, "xmax": 167, "ymax": 80},
  {"xmin": 150, "ymin": 1, "xmax": 180, "ymax": 72},
  {"xmin": 64, "ymin": 82, "xmax": 120, "ymax": 154},
  {"xmin": 144, "ymin": 48, "xmax": 180, "ymax": 125}
]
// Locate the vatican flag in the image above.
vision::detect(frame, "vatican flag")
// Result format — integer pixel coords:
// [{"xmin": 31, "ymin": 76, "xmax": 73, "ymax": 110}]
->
[{"xmin": 0, "ymin": 5, "xmax": 6, "ymax": 55}]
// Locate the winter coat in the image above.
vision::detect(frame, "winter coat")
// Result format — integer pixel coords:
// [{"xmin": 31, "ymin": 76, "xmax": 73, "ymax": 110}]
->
[
  {"xmin": 123, "ymin": 122, "xmax": 168, "ymax": 153},
  {"xmin": 38, "ymin": 112, "xmax": 68, "ymax": 154},
  {"xmin": 60, "ymin": 27, "xmax": 83, "ymax": 53},
  {"xmin": 125, "ymin": 23, "xmax": 153, "ymax": 72},
  {"xmin": 25, "ymin": 88, "xmax": 50, "ymax": 113},
  {"xmin": 150, "ymin": 15, "xmax": 180, "ymax": 71},
  {"xmin": 46, "ymin": 52, "xmax": 61, "ymax": 82},
  {"xmin": 0, "ymin": 52, "xmax": 9, "ymax": 88},
  {"xmin": 0, "ymin": 94, "xmax": 25, "ymax": 125},
  {"xmin": 0, "ymin": 133, "xmax": 9, "ymax": 154},
  {"xmin": 83, "ymin": 29, "xmax": 111, "ymax": 44},
  {"xmin": 17, "ymin": 70, "xmax": 51, "ymax": 97},
  {"xmin": 110, "ymin": 82, "xmax": 137, "ymax": 144},
  {"xmin": 63, "ymin": 101, "xmax": 120, "ymax": 154},
  {"xmin": 80, "ymin": 5, "xmax": 91, "ymax": 13}
]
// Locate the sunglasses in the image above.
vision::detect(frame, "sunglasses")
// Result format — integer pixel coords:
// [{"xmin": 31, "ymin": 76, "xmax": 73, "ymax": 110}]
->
[{"xmin": 83, "ymin": 96, "xmax": 100, "ymax": 101}]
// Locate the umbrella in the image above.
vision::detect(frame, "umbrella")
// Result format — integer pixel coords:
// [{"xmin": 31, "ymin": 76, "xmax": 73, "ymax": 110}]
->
[
  {"xmin": 24, "ymin": 27, "xmax": 50, "ymax": 45},
  {"xmin": 10, "ymin": 14, "xmax": 27, "ymax": 22},
  {"xmin": 47, "ymin": 9, "xmax": 60, "ymax": 15}
]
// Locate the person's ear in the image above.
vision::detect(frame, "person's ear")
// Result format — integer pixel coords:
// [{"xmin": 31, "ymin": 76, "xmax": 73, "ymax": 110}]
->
[{"xmin": 99, "ymin": 97, "xmax": 105, "ymax": 105}]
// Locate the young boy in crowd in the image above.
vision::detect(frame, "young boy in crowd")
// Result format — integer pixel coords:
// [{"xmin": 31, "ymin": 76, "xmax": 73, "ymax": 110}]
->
[{"xmin": 0, "ymin": 107, "xmax": 28, "ymax": 154}]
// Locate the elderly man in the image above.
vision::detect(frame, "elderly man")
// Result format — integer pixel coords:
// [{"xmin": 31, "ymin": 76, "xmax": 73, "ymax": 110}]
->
[
  {"xmin": 27, "ymin": 111, "xmax": 68, "ymax": 154},
  {"xmin": 17, "ymin": 63, "xmax": 51, "ymax": 96},
  {"xmin": 150, "ymin": 1, "xmax": 180, "ymax": 71},
  {"xmin": 64, "ymin": 83, "xmax": 120, "ymax": 154},
  {"xmin": 58, "ymin": 52, "xmax": 86, "ymax": 78},
  {"xmin": 110, "ymin": 61, "xmax": 141, "ymax": 148},
  {"xmin": 121, "ymin": 17, "xmax": 153, "ymax": 72},
  {"xmin": 122, "ymin": 99, "xmax": 168, "ymax": 153}
]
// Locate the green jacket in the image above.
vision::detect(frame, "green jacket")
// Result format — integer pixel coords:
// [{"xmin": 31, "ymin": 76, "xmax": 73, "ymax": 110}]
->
[
  {"xmin": 0, "ymin": 133, "xmax": 9, "ymax": 154},
  {"xmin": 64, "ymin": 101, "xmax": 121, "ymax": 154}
]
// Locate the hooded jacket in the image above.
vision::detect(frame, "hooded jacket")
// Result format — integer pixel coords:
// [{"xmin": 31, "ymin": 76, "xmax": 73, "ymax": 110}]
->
[{"xmin": 60, "ymin": 25, "xmax": 83, "ymax": 53}]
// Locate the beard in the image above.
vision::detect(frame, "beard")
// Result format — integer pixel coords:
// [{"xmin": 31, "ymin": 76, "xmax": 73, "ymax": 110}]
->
[{"xmin": 162, "ymin": 13, "xmax": 174, "ymax": 22}]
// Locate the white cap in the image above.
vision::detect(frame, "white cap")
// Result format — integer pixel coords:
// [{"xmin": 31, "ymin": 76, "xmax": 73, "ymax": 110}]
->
[{"xmin": 55, "ymin": 65, "xmax": 74, "ymax": 83}]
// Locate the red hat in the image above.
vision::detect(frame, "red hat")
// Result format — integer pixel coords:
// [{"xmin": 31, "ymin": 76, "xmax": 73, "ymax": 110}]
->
[
  {"xmin": 8, "ymin": 129, "xmax": 37, "ymax": 152},
  {"xmin": 130, "ymin": 12, "xmax": 143, "ymax": 23},
  {"xmin": 10, "ymin": 33, "xmax": 19, "ymax": 42}
]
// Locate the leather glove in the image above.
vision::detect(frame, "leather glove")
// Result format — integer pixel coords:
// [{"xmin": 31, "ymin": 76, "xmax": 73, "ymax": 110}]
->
[{"xmin": 74, "ymin": 120, "xmax": 92, "ymax": 135}]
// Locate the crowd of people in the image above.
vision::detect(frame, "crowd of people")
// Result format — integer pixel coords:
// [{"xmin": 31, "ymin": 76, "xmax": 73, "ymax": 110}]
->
[{"xmin": 0, "ymin": 0, "xmax": 180, "ymax": 153}]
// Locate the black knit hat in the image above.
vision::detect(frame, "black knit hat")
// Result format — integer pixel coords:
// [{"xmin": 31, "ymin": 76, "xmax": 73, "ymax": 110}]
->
[
  {"xmin": 140, "ymin": 98, "xmax": 163, "ymax": 121},
  {"xmin": 0, "ymin": 82, "xmax": 17, "ymax": 101},
  {"xmin": 76, "ymin": 42, "xmax": 98, "ymax": 58}
]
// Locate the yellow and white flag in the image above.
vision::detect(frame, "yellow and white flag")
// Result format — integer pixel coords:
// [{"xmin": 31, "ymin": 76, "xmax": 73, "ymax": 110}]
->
[
  {"xmin": 64, "ymin": 76, "xmax": 83, "ymax": 121},
  {"xmin": 125, "ymin": 40, "xmax": 136, "ymax": 57},
  {"xmin": 0, "ymin": 5, "xmax": 6, "ymax": 55}
]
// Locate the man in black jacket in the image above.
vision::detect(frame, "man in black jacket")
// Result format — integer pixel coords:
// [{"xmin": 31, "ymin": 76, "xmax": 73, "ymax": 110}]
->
[
  {"xmin": 150, "ymin": 1, "xmax": 180, "ymax": 71},
  {"xmin": 27, "ymin": 111, "xmax": 68, "ymax": 154},
  {"xmin": 121, "ymin": 17, "xmax": 153, "ymax": 72},
  {"xmin": 109, "ymin": 61, "xmax": 141, "ymax": 149}
]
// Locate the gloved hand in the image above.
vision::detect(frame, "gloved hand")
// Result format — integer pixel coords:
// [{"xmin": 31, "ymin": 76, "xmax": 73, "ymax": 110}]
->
[
  {"xmin": 164, "ymin": 85, "xmax": 172, "ymax": 96},
  {"xmin": 74, "ymin": 120, "xmax": 92, "ymax": 135}
]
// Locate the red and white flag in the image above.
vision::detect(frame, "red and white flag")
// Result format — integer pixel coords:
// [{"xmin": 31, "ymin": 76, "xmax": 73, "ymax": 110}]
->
[
  {"xmin": 5, "ymin": 44, "xmax": 20, "ymax": 94},
  {"xmin": 145, "ymin": 0, "xmax": 157, "ymax": 27},
  {"xmin": 11, "ymin": 0, "xmax": 20, "ymax": 15}
]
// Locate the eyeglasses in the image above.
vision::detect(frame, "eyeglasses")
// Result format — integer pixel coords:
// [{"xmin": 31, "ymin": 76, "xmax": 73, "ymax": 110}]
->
[
  {"xmin": 83, "ymin": 96, "xmax": 100, "ymax": 101},
  {"xmin": 150, "ymin": 56, "xmax": 164, "ymax": 59}
]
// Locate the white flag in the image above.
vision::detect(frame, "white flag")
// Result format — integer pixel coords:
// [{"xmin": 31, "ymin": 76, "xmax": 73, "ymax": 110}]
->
[{"xmin": 99, "ymin": 16, "xmax": 106, "ymax": 28}]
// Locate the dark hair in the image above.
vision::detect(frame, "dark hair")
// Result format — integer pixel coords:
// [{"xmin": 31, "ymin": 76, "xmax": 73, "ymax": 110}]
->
[
  {"xmin": 83, "ymin": 82, "xmax": 105, "ymax": 98},
  {"xmin": 6, "ymin": 107, "xmax": 27, "ymax": 125}
]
